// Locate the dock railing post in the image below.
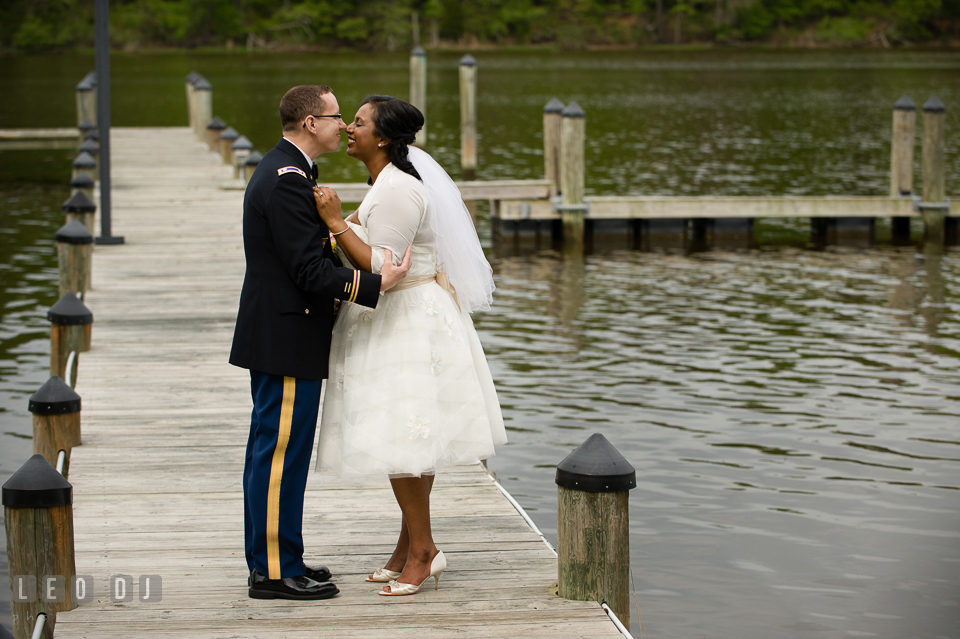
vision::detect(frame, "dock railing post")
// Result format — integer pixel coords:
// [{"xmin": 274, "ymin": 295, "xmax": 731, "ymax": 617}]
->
[
  {"xmin": 72, "ymin": 151, "xmax": 97, "ymax": 184},
  {"xmin": 47, "ymin": 293, "xmax": 93, "ymax": 388},
  {"xmin": 556, "ymin": 433, "xmax": 636, "ymax": 630},
  {"xmin": 921, "ymin": 97, "xmax": 947, "ymax": 243},
  {"xmin": 890, "ymin": 96, "xmax": 916, "ymax": 243},
  {"xmin": 78, "ymin": 138, "xmax": 99, "ymax": 176},
  {"xmin": 560, "ymin": 102, "xmax": 587, "ymax": 244},
  {"xmin": 75, "ymin": 73, "xmax": 96, "ymax": 127},
  {"xmin": 206, "ymin": 116, "xmax": 226, "ymax": 153},
  {"xmin": 29, "ymin": 377, "xmax": 82, "ymax": 479},
  {"xmin": 410, "ymin": 47, "xmax": 427, "ymax": 148},
  {"xmin": 232, "ymin": 136, "xmax": 253, "ymax": 180},
  {"xmin": 219, "ymin": 127, "xmax": 239, "ymax": 167},
  {"xmin": 193, "ymin": 78, "xmax": 213, "ymax": 141},
  {"xmin": 55, "ymin": 220, "xmax": 93, "ymax": 300},
  {"xmin": 244, "ymin": 151, "xmax": 263, "ymax": 182},
  {"xmin": 543, "ymin": 99, "xmax": 565, "ymax": 197},
  {"xmin": 62, "ymin": 191, "xmax": 97, "ymax": 236},
  {"xmin": 3, "ymin": 455, "xmax": 77, "ymax": 639},
  {"xmin": 459, "ymin": 54, "xmax": 477, "ymax": 180},
  {"xmin": 185, "ymin": 72, "xmax": 200, "ymax": 131}
]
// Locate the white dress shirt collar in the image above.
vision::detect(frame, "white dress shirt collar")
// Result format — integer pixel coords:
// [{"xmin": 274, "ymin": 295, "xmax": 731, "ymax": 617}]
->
[{"xmin": 282, "ymin": 136, "xmax": 315, "ymax": 171}]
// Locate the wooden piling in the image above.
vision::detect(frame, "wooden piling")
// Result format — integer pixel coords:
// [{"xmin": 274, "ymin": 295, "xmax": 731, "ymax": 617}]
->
[
  {"xmin": 244, "ymin": 150, "xmax": 263, "ymax": 182},
  {"xmin": 232, "ymin": 136, "xmax": 253, "ymax": 180},
  {"xmin": 29, "ymin": 377, "xmax": 82, "ymax": 479},
  {"xmin": 55, "ymin": 220, "xmax": 93, "ymax": 300},
  {"xmin": 921, "ymin": 97, "xmax": 947, "ymax": 243},
  {"xmin": 459, "ymin": 54, "xmax": 477, "ymax": 179},
  {"xmin": 185, "ymin": 72, "xmax": 200, "ymax": 131},
  {"xmin": 410, "ymin": 47, "xmax": 427, "ymax": 148},
  {"xmin": 2, "ymin": 454, "xmax": 77, "ymax": 639},
  {"xmin": 71, "ymin": 151, "xmax": 96, "ymax": 183},
  {"xmin": 543, "ymin": 99, "xmax": 565, "ymax": 197},
  {"xmin": 560, "ymin": 102, "xmax": 587, "ymax": 243},
  {"xmin": 206, "ymin": 116, "xmax": 226, "ymax": 152},
  {"xmin": 74, "ymin": 73, "xmax": 96, "ymax": 127},
  {"xmin": 192, "ymin": 78, "xmax": 213, "ymax": 141},
  {"xmin": 48, "ymin": 293, "xmax": 93, "ymax": 386},
  {"xmin": 64, "ymin": 185, "xmax": 96, "ymax": 233},
  {"xmin": 219, "ymin": 127, "xmax": 239, "ymax": 167},
  {"xmin": 890, "ymin": 96, "xmax": 916, "ymax": 197},
  {"xmin": 78, "ymin": 139, "xmax": 99, "ymax": 175},
  {"xmin": 556, "ymin": 433, "xmax": 636, "ymax": 630}
]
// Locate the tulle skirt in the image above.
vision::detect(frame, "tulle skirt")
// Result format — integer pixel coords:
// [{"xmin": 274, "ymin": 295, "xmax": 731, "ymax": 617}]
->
[{"xmin": 316, "ymin": 280, "xmax": 507, "ymax": 477}]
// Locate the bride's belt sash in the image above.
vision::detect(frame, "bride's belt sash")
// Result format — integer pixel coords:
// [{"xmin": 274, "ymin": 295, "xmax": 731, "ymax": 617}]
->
[{"xmin": 387, "ymin": 268, "xmax": 460, "ymax": 312}]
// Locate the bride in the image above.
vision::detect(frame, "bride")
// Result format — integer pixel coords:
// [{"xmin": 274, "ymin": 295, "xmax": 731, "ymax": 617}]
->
[{"xmin": 312, "ymin": 95, "xmax": 507, "ymax": 596}]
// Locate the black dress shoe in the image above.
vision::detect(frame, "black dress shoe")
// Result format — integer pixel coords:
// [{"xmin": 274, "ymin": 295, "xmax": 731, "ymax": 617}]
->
[
  {"xmin": 248, "ymin": 569, "xmax": 339, "ymax": 600},
  {"xmin": 304, "ymin": 564, "xmax": 332, "ymax": 583},
  {"xmin": 248, "ymin": 565, "xmax": 331, "ymax": 587}
]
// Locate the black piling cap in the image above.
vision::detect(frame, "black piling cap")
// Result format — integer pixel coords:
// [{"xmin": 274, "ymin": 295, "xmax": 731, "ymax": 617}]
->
[
  {"xmin": 47, "ymin": 292, "xmax": 93, "ymax": 326},
  {"xmin": 561, "ymin": 102, "xmax": 586, "ymax": 119},
  {"xmin": 79, "ymin": 139, "xmax": 99, "ymax": 155},
  {"xmin": 76, "ymin": 75, "xmax": 95, "ymax": 92},
  {"xmin": 893, "ymin": 95, "xmax": 916, "ymax": 111},
  {"xmin": 232, "ymin": 135, "xmax": 253, "ymax": 150},
  {"xmin": 411, "ymin": 46, "xmax": 426, "ymax": 56},
  {"xmin": 186, "ymin": 71, "xmax": 201, "ymax": 84},
  {"xmin": 62, "ymin": 190, "xmax": 96, "ymax": 213},
  {"xmin": 2, "ymin": 454, "xmax": 72, "ymax": 508},
  {"xmin": 84, "ymin": 129, "xmax": 100, "ymax": 141},
  {"xmin": 544, "ymin": 98, "xmax": 565, "ymax": 114},
  {"xmin": 459, "ymin": 54, "xmax": 477, "ymax": 67},
  {"xmin": 78, "ymin": 119, "xmax": 96, "ymax": 133},
  {"xmin": 207, "ymin": 116, "xmax": 227, "ymax": 130},
  {"xmin": 220, "ymin": 127, "xmax": 239, "ymax": 141},
  {"xmin": 72, "ymin": 151, "xmax": 96, "ymax": 169},
  {"xmin": 923, "ymin": 96, "xmax": 945, "ymax": 113},
  {"xmin": 194, "ymin": 77, "xmax": 212, "ymax": 91},
  {"xmin": 70, "ymin": 173, "xmax": 95, "ymax": 190},
  {"xmin": 56, "ymin": 219, "xmax": 94, "ymax": 245},
  {"xmin": 246, "ymin": 150, "xmax": 264, "ymax": 166},
  {"xmin": 29, "ymin": 376, "xmax": 81, "ymax": 415},
  {"xmin": 555, "ymin": 433, "xmax": 636, "ymax": 493}
]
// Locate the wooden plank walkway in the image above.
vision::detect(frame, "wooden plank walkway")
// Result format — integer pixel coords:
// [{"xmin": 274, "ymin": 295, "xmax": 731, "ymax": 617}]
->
[{"xmin": 53, "ymin": 127, "xmax": 622, "ymax": 638}]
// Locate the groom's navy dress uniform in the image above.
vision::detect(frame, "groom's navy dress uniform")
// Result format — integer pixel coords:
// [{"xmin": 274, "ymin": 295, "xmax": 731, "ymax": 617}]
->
[{"xmin": 230, "ymin": 138, "xmax": 380, "ymax": 581}]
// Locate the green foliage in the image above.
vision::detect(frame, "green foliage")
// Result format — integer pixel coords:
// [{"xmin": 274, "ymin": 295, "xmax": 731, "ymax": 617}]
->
[{"xmin": 0, "ymin": 0, "xmax": 957, "ymax": 51}]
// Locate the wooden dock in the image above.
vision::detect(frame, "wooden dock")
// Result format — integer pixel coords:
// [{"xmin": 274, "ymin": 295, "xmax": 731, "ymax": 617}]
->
[
  {"xmin": 52, "ymin": 127, "xmax": 623, "ymax": 638},
  {"xmin": 0, "ymin": 128, "xmax": 79, "ymax": 150}
]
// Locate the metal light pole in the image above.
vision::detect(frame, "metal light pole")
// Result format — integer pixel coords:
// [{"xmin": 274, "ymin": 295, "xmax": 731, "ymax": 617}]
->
[{"xmin": 94, "ymin": 0, "xmax": 123, "ymax": 245}]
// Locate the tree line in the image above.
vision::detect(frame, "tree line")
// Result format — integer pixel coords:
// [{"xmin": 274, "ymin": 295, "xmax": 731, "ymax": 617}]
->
[{"xmin": 2, "ymin": 0, "xmax": 957, "ymax": 52}]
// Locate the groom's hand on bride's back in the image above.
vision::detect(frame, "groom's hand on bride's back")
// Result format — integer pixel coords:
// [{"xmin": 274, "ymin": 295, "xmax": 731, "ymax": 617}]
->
[{"xmin": 379, "ymin": 246, "xmax": 412, "ymax": 292}]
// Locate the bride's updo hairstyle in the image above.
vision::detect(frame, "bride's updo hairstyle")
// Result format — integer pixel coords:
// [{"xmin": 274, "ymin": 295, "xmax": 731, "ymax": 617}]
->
[{"xmin": 362, "ymin": 95, "xmax": 424, "ymax": 182}]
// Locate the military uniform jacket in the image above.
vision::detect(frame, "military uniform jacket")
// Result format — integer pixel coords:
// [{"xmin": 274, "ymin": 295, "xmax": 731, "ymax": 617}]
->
[{"xmin": 229, "ymin": 138, "xmax": 380, "ymax": 380}]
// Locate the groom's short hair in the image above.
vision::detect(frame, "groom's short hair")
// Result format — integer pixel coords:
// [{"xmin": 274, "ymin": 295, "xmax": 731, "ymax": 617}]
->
[{"xmin": 280, "ymin": 85, "xmax": 332, "ymax": 132}]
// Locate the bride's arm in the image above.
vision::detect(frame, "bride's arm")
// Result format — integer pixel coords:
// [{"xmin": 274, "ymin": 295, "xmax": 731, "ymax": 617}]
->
[
  {"xmin": 314, "ymin": 187, "xmax": 373, "ymax": 272},
  {"xmin": 315, "ymin": 181, "xmax": 423, "ymax": 275}
]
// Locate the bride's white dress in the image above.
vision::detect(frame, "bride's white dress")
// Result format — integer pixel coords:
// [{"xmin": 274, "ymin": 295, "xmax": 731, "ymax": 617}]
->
[{"xmin": 316, "ymin": 163, "xmax": 507, "ymax": 477}]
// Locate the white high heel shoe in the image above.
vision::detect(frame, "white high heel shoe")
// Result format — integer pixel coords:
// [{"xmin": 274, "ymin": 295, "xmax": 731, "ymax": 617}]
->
[
  {"xmin": 378, "ymin": 551, "xmax": 446, "ymax": 596},
  {"xmin": 365, "ymin": 568, "xmax": 401, "ymax": 583}
]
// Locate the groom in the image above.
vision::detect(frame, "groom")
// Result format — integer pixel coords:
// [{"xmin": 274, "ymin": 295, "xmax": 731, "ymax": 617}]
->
[{"xmin": 230, "ymin": 85, "xmax": 410, "ymax": 600}]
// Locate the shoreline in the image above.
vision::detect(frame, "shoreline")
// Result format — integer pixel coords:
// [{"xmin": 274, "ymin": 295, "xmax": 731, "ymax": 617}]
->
[{"xmin": 2, "ymin": 39, "xmax": 959, "ymax": 57}]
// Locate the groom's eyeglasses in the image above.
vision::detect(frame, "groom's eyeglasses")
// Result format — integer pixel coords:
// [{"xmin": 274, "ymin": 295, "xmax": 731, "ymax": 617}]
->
[{"xmin": 303, "ymin": 114, "xmax": 343, "ymax": 127}]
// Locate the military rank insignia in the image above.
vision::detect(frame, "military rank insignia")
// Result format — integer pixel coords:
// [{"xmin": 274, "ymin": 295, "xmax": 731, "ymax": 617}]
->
[{"xmin": 277, "ymin": 166, "xmax": 308, "ymax": 179}]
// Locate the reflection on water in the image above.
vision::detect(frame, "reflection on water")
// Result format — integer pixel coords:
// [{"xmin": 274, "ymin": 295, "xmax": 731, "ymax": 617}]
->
[{"xmin": 479, "ymin": 231, "xmax": 959, "ymax": 637}]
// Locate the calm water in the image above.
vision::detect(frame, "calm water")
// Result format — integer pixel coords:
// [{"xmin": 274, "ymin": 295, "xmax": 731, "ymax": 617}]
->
[{"xmin": 1, "ymin": 49, "xmax": 959, "ymax": 636}]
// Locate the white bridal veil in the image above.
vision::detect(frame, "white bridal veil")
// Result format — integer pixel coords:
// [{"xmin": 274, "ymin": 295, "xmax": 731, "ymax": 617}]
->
[{"xmin": 407, "ymin": 146, "xmax": 495, "ymax": 314}]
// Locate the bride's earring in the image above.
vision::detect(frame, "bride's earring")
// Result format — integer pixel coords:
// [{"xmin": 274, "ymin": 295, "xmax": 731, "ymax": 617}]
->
[{"xmin": 378, "ymin": 142, "xmax": 383, "ymax": 147}]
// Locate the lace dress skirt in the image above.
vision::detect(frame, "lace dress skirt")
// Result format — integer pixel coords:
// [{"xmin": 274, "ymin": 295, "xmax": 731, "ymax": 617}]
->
[{"xmin": 316, "ymin": 243, "xmax": 507, "ymax": 478}]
